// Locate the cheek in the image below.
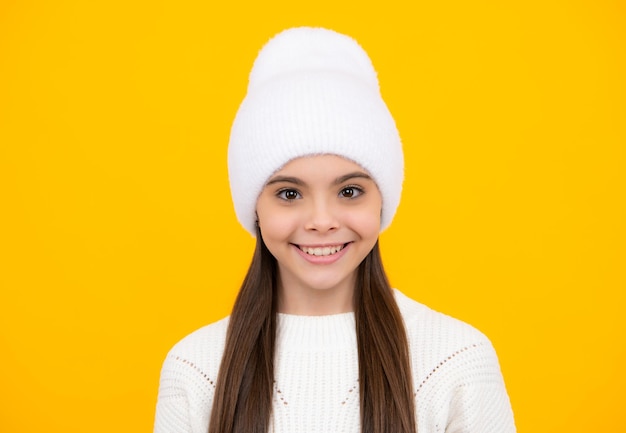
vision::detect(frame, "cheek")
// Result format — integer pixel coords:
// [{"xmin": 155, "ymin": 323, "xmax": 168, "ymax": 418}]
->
[
  {"xmin": 257, "ymin": 207, "xmax": 297, "ymax": 241},
  {"xmin": 346, "ymin": 205, "xmax": 382, "ymax": 237}
]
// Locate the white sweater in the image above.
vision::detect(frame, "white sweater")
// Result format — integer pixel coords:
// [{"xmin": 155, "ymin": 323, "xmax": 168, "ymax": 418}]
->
[{"xmin": 154, "ymin": 290, "xmax": 515, "ymax": 433}]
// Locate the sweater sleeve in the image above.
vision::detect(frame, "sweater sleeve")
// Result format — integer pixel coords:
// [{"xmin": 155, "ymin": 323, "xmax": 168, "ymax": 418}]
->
[
  {"xmin": 154, "ymin": 354, "xmax": 194, "ymax": 433},
  {"xmin": 444, "ymin": 341, "xmax": 516, "ymax": 433},
  {"xmin": 153, "ymin": 318, "xmax": 228, "ymax": 433},
  {"xmin": 393, "ymin": 289, "xmax": 516, "ymax": 433}
]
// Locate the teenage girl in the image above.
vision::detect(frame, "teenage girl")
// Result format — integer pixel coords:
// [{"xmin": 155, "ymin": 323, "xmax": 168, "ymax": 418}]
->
[{"xmin": 154, "ymin": 27, "xmax": 516, "ymax": 433}]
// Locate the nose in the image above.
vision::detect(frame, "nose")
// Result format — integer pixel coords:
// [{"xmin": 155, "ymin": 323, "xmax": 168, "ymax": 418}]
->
[{"xmin": 304, "ymin": 198, "xmax": 339, "ymax": 233}]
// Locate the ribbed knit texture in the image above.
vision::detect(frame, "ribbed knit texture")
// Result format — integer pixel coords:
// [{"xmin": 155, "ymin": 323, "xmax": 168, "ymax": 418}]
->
[{"xmin": 154, "ymin": 290, "xmax": 516, "ymax": 433}]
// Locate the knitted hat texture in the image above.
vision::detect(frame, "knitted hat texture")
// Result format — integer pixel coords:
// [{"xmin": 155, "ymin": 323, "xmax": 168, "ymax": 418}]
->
[{"xmin": 228, "ymin": 27, "xmax": 404, "ymax": 236}]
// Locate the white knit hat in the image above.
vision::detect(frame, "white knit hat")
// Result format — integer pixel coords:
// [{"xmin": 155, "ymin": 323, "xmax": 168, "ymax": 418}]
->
[{"xmin": 228, "ymin": 27, "xmax": 404, "ymax": 236}]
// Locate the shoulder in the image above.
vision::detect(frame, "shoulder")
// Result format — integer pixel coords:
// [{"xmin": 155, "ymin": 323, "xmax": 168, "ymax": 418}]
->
[
  {"xmin": 155, "ymin": 318, "xmax": 230, "ymax": 433},
  {"xmin": 157, "ymin": 316, "xmax": 230, "ymax": 402},
  {"xmin": 393, "ymin": 289, "xmax": 503, "ymax": 386},
  {"xmin": 394, "ymin": 289, "xmax": 490, "ymax": 347},
  {"xmin": 166, "ymin": 316, "xmax": 230, "ymax": 360},
  {"xmin": 393, "ymin": 290, "xmax": 516, "ymax": 431},
  {"xmin": 160, "ymin": 316, "xmax": 230, "ymax": 380}
]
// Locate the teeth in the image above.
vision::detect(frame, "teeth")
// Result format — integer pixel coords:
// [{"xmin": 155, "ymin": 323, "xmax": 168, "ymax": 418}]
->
[{"xmin": 301, "ymin": 245, "xmax": 344, "ymax": 256}]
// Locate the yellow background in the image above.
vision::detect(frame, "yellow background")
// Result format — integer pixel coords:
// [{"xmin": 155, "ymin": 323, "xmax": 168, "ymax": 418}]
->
[{"xmin": 1, "ymin": 0, "xmax": 625, "ymax": 431}]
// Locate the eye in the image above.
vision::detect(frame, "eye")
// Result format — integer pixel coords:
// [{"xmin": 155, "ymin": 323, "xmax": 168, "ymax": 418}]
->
[
  {"xmin": 340, "ymin": 186, "xmax": 363, "ymax": 199},
  {"xmin": 277, "ymin": 188, "xmax": 301, "ymax": 201}
]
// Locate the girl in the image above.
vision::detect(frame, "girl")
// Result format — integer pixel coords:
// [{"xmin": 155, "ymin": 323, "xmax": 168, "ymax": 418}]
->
[{"xmin": 154, "ymin": 27, "xmax": 515, "ymax": 433}]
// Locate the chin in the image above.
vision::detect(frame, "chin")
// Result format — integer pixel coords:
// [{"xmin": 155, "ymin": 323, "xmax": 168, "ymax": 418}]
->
[{"xmin": 298, "ymin": 274, "xmax": 355, "ymax": 293}]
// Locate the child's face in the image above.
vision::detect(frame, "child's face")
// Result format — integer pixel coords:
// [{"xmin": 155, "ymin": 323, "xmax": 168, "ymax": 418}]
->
[{"xmin": 256, "ymin": 154, "xmax": 382, "ymax": 308}]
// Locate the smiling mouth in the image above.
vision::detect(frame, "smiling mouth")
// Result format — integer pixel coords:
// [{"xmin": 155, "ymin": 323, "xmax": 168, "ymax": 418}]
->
[{"xmin": 296, "ymin": 243, "xmax": 348, "ymax": 257}]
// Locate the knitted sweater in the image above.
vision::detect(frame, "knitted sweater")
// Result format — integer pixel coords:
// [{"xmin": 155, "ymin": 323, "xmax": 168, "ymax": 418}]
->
[{"xmin": 154, "ymin": 290, "xmax": 516, "ymax": 433}]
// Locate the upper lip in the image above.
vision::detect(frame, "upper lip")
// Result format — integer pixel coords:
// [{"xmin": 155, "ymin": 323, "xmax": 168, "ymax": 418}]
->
[{"xmin": 292, "ymin": 242, "xmax": 349, "ymax": 248}]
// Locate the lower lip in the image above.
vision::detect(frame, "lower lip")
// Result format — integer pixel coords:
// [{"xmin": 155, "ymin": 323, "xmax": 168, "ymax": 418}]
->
[{"xmin": 292, "ymin": 243, "xmax": 351, "ymax": 265}]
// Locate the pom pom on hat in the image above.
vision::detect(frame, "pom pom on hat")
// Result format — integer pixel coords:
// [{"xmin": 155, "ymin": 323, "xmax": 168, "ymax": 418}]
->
[
  {"xmin": 246, "ymin": 27, "xmax": 379, "ymax": 93},
  {"xmin": 228, "ymin": 27, "xmax": 404, "ymax": 236}
]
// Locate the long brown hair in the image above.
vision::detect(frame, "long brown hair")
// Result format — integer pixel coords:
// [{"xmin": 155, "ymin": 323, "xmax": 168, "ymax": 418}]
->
[{"xmin": 209, "ymin": 227, "xmax": 416, "ymax": 433}]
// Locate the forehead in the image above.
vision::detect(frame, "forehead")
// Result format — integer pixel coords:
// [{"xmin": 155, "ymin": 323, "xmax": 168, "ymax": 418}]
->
[{"xmin": 273, "ymin": 154, "xmax": 369, "ymax": 176}]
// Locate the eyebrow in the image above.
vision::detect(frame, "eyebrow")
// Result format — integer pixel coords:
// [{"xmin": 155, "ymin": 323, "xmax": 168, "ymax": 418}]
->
[
  {"xmin": 335, "ymin": 171, "xmax": 372, "ymax": 184},
  {"xmin": 265, "ymin": 171, "xmax": 372, "ymax": 186}
]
